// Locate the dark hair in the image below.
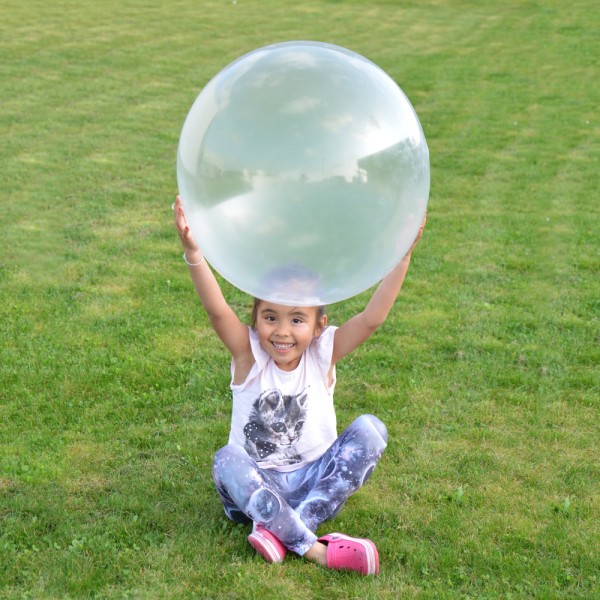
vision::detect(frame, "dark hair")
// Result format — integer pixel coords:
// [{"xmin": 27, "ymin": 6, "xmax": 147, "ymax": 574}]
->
[{"xmin": 249, "ymin": 298, "xmax": 326, "ymax": 329}]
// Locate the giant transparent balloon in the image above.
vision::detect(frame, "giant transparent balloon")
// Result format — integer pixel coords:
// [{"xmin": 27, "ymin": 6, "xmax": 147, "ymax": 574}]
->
[{"xmin": 177, "ymin": 41, "xmax": 429, "ymax": 306}]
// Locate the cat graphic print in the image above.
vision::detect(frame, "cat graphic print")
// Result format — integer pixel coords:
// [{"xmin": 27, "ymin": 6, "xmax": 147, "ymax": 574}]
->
[{"xmin": 243, "ymin": 389, "xmax": 308, "ymax": 464}]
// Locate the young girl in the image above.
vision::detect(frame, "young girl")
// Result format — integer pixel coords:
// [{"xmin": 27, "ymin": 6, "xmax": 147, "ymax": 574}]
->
[{"xmin": 174, "ymin": 195, "xmax": 425, "ymax": 575}]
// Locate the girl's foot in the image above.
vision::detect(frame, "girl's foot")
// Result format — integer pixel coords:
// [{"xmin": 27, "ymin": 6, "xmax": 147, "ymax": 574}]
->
[
  {"xmin": 315, "ymin": 533, "xmax": 379, "ymax": 575},
  {"xmin": 248, "ymin": 525, "xmax": 287, "ymax": 563}
]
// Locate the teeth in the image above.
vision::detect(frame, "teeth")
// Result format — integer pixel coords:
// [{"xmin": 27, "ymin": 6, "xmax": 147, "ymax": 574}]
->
[{"xmin": 273, "ymin": 342, "xmax": 293, "ymax": 350}]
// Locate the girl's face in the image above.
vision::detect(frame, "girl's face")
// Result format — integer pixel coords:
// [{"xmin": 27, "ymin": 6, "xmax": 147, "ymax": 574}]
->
[{"xmin": 254, "ymin": 301, "xmax": 327, "ymax": 371}]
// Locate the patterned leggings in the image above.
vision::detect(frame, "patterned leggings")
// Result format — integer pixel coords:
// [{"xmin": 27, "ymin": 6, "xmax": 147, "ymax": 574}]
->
[{"xmin": 212, "ymin": 414, "xmax": 388, "ymax": 556}]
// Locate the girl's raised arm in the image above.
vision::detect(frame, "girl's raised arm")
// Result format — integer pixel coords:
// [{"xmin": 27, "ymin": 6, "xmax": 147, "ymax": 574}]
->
[
  {"xmin": 331, "ymin": 214, "xmax": 426, "ymax": 365},
  {"xmin": 174, "ymin": 196, "xmax": 251, "ymax": 364}
]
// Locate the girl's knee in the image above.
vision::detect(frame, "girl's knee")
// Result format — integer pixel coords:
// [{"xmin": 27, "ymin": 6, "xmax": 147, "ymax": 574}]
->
[
  {"xmin": 213, "ymin": 443, "xmax": 250, "ymax": 480},
  {"xmin": 215, "ymin": 443, "xmax": 247, "ymax": 463},
  {"xmin": 353, "ymin": 414, "xmax": 388, "ymax": 445}
]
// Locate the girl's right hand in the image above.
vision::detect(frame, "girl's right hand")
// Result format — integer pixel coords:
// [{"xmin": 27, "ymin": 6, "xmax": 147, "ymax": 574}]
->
[{"xmin": 173, "ymin": 195, "xmax": 200, "ymax": 255}]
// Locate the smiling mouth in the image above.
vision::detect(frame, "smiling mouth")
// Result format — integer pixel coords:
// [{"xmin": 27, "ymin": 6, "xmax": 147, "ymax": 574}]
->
[{"xmin": 272, "ymin": 342, "xmax": 294, "ymax": 352}]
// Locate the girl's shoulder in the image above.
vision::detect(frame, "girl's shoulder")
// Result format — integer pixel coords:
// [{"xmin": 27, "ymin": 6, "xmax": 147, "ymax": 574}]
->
[
  {"xmin": 310, "ymin": 325, "xmax": 338, "ymax": 362},
  {"xmin": 248, "ymin": 326, "xmax": 270, "ymax": 367},
  {"xmin": 314, "ymin": 325, "xmax": 337, "ymax": 347}
]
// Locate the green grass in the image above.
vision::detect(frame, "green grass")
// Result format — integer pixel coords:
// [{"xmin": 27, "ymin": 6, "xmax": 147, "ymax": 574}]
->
[{"xmin": 1, "ymin": 0, "xmax": 599, "ymax": 597}]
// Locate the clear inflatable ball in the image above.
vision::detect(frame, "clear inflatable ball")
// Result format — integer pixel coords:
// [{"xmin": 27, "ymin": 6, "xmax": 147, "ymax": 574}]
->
[{"xmin": 177, "ymin": 41, "xmax": 429, "ymax": 306}]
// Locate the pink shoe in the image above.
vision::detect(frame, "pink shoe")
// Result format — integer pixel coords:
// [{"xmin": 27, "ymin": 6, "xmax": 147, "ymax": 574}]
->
[
  {"xmin": 248, "ymin": 525, "xmax": 287, "ymax": 563},
  {"xmin": 317, "ymin": 533, "xmax": 379, "ymax": 575}
]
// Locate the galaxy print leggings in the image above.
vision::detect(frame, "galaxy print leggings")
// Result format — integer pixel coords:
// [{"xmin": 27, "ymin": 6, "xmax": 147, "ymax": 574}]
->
[{"xmin": 212, "ymin": 414, "xmax": 388, "ymax": 556}]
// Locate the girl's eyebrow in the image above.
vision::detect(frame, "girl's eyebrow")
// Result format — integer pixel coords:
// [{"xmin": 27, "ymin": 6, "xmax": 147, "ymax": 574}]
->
[{"xmin": 259, "ymin": 307, "xmax": 310, "ymax": 318}]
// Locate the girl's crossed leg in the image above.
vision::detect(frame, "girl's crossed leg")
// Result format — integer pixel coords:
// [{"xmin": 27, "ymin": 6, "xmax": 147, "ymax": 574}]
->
[{"xmin": 212, "ymin": 414, "xmax": 388, "ymax": 557}]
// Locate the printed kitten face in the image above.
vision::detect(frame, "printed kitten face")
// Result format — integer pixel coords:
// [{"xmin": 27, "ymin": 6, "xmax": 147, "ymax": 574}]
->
[
  {"xmin": 259, "ymin": 389, "xmax": 307, "ymax": 446},
  {"xmin": 243, "ymin": 388, "xmax": 308, "ymax": 462}
]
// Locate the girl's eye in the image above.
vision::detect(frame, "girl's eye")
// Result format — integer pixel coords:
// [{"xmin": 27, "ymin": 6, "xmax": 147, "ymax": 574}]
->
[{"xmin": 292, "ymin": 318, "xmax": 303, "ymax": 325}]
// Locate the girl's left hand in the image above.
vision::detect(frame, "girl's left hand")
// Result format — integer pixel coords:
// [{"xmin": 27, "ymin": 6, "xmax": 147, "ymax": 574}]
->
[{"xmin": 406, "ymin": 212, "xmax": 427, "ymax": 256}]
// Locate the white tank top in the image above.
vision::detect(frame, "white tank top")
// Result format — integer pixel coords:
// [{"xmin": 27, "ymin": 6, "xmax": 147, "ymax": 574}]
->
[{"xmin": 229, "ymin": 326, "xmax": 338, "ymax": 472}]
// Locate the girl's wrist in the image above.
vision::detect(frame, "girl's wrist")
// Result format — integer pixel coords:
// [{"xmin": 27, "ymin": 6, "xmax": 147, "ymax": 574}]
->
[{"xmin": 183, "ymin": 250, "xmax": 204, "ymax": 267}]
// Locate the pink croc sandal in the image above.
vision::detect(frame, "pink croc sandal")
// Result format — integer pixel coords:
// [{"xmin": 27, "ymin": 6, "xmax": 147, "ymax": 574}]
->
[
  {"xmin": 248, "ymin": 525, "xmax": 287, "ymax": 563},
  {"xmin": 317, "ymin": 533, "xmax": 379, "ymax": 575}
]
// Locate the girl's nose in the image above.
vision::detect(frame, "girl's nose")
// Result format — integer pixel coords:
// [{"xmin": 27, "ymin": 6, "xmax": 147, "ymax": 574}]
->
[{"xmin": 274, "ymin": 322, "xmax": 289, "ymax": 336}]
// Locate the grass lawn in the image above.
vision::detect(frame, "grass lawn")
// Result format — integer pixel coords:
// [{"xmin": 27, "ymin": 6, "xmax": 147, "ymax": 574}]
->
[{"xmin": 1, "ymin": 0, "xmax": 598, "ymax": 598}]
